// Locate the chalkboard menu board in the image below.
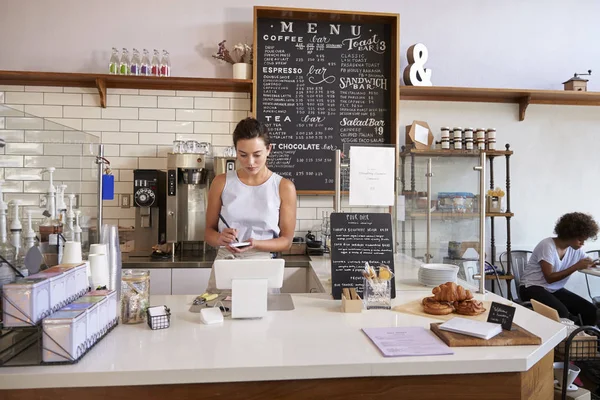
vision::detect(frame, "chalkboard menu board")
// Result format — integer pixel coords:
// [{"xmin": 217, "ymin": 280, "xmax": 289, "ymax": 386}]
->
[
  {"xmin": 255, "ymin": 9, "xmax": 397, "ymax": 192},
  {"xmin": 330, "ymin": 212, "xmax": 395, "ymax": 300}
]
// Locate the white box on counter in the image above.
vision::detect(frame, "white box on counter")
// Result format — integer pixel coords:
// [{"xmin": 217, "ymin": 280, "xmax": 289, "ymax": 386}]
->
[
  {"xmin": 45, "ymin": 263, "xmax": 88, "ymax": 301},
  {"xmin": 2, "ymin": 277, "xmax": 50, "ymax": 327},
  {"xmin": 29, "ymin": 270, "xmax": 66, "ymax": 312},
  {"xmin": 42, "ymin": 309, "xmax": 87, "ymax": 363},
  {"xmin": 85, "ymin": 289, "xmax": 118, "ymax": 327}
]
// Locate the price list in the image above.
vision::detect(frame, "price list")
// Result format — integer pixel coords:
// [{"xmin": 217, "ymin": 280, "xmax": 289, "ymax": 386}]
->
[
  {"xmin": 256, "ymin": 18, "xmax": 392, "ymax": 191},
  {"xmin": 330, "ymin": 213, "xmax": 395, "ymax": 300}
]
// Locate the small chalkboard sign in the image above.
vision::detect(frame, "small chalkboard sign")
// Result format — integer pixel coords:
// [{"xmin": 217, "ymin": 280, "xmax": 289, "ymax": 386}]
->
[
  {"xmin": 487, "ymin": 301, "xmax": 516, "ymax": 331},
  {"xmin": 330, "ymin": 212, "xmax": 395, "ymax": 300}
]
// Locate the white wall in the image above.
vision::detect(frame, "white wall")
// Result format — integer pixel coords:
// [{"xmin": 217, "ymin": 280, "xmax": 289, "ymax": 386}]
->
[
  {"xmin": 1, "ymin": 0, "xmax": 600, "ymax": 298},
  {"xmin": 1, "ymin": 0, "xmax": 599, "ymax": 89}
]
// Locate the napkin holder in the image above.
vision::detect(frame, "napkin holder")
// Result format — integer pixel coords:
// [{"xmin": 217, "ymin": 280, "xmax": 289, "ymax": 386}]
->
[{"xmin": 341, "ymin": 288, "xmax": 362, "ymax": 313}]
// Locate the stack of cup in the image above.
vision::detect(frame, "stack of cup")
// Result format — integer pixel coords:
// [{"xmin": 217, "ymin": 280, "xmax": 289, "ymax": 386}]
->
[
  {"xmin": 100, "ymin": 225, "xmax": 122, "ymax": 299},
  {"xmin": 62, "ymin": 241, "xmax": 83, "ymax": 264},
  {"xmin": 88, "ymin": 244, "xmax": 109, "ymax": 289}
]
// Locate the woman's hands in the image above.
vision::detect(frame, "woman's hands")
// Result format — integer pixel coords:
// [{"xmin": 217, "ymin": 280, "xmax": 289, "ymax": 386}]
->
[
  {"xmin": 227, "ymin": 238, "xmax": 257, "ymax": 254},
  {"xmin": 218, "ymin": 228, "xmax": 239, "ymax": 247},
  {"xmin": 573, "ymin": 258, "xmax": 596, "ymax": 271}
]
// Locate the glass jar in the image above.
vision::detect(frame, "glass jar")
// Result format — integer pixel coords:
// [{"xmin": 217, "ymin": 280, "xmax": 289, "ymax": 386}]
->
[
  {"xmin": 475, "ymin": 128, "xmax": 486, "ymax": 150},
  {"xmin": 440, "ymin": 127, "xmax": 450, "ymax": 150},
  {"xmin": 121, "ymin": 269, "xmax": 150, "ymax": 324},
  {"xmin": 172, "ymin": 140, "xmax": 184, "ymax": 154},
  {"xmin": 453, "ymin": 127, "xmax": 463, "ymax": 150},
  {"xmin": 464, "ymin": 128, "xmax": 474, "ymax": 150},
  {"xmin": 486, "ymin": 128, "xmax": 497, "ymax": 150}
]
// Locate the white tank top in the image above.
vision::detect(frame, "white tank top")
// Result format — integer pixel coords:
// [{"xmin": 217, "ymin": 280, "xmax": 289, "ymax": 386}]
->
[{"xmin": 218, "ymin": 170, "xmax": 282, "ymax": 242}]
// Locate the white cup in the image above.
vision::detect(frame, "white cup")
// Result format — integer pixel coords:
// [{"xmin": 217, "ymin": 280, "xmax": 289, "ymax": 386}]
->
[
  {"xmin": 89, "ymin": 243, "xmax": 107, "ymax": 255},
  {"xmin": 89, "ymin": 253, "xmax": 110, "ymax": 288},
  {"xmin": 62, "ymin": 241, "xmax": 83, "ymax": 264},
  {"xmin": 553, "ymin": 362, "xmax": 580, "ymax": 389}
]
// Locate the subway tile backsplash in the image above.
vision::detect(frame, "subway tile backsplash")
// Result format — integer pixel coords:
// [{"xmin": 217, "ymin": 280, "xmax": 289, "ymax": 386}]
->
[{"xmin": 0, "ymin": 87, "xmax": 380, "ymax": 236}]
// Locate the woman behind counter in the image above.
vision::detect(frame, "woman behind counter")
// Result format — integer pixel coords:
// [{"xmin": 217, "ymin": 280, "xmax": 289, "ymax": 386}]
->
[
  {"xmin": 520, "ymin": 212, "xmax": 599, "ymax": 326},
  {"xmin": 204, "ymin": 117, "xmax": 297, "ymax": 292}
]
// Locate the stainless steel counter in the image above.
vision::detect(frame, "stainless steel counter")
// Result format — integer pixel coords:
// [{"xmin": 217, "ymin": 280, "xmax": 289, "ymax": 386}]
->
[{"xmin": 122, "ymin": 252, "xmax": 311, "ymax": 269}]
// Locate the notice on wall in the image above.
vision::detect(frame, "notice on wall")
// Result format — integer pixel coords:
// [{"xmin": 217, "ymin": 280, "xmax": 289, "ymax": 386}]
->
[
  {"xmin": 349, "ymin": 146, "xmax": 395, "ymax": 206},
  {"xmin": 256, "ymin": 18, "xmax": 392, "ymax": 191},
  {"xmin": 330, "ymin": 212, "xmax": 395, "ymax": 300}
]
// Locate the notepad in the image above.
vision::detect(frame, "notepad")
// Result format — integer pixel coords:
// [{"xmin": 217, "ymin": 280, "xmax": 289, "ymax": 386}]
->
[{"xmin": 439, "ymin": 317, "xmax": 502, "ymax": 340}]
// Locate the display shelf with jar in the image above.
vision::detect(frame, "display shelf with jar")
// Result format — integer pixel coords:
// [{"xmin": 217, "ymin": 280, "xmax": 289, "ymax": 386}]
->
[{"xmin": 399, "ymin": 143, "xmax": 514, "ymax": 299}]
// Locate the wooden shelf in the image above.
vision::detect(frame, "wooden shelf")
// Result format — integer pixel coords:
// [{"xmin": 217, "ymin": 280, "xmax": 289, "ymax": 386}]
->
[
  {"xmin": 400, "ymin": 148, "xmax": 513, "ymax": 157},
  {"xmin": 406, "ymin": 211, "xmax": 514, "ymax": 219},
  {"xmin": 0, "ymin": 70, "xmax": 252, "ymax": 107},
  {"xmin": 400, "ymin": 85, "xmax": 600, "ymax": 121},
  {"xmin": 2, "ymin": 71, "xmax": 600, "ymax": 118}
]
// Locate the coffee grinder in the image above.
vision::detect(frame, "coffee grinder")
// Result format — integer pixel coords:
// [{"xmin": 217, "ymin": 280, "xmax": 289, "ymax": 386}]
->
[
  {"xmin": 166, "ymin": 153, "xmax": 209, "ymax": 258},
  {"xmin": 132, "ymin": 169, "xmax": 166, "ymax": 257}
]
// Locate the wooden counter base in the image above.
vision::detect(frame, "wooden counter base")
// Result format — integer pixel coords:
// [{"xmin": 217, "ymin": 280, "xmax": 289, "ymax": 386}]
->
[{"xmin": 1, "ymin": 351, "xmax": 553, "ymax": 400}]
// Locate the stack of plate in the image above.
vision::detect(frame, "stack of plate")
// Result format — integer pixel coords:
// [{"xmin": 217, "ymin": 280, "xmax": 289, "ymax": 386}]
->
[{"xmin": 418, "ymin": 264, "xmax": 459, "ymax": 287}]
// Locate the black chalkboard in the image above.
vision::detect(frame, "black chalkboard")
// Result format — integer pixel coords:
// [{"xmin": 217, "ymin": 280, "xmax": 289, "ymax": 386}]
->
[
  {"xmin": 256, "ymin": 17, "xmax": 393, "ymax": 192},
  {"xmin": 487, "ymin": 301, "xmax": 516, "ymax": 330},
  {"xmin": 330, "ymin": 212, "xmax": 395, "ymax": 300}
]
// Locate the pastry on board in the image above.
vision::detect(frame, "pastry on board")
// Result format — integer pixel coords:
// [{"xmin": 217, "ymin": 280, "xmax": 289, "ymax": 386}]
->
[
  {"xmin": 423, "ymin": 282, "xmax": 485, "ymax": 316},
  {"xmin": 422, "ymin": 296, "xmax": 454, "ymax": 315},
  {"xmin": 454, "ymin": 299, "xmax": 486, "ymax": 316},
  {"xmin": 432, "ymin": 282, "xmax": 473, "ymax": 303}
]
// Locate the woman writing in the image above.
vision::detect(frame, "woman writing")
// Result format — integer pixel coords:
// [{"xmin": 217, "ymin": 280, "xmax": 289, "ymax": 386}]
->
[
  {"xmin": 204, "ymin": 117, "xmax": 297, "ymax": 292},
  {"xmin": 520, "ymin": 212, "xmax": 599, "ymax": 326}
]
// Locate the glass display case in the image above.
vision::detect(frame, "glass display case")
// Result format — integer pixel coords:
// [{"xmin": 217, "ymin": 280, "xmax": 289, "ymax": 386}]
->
[{"xmin": 399, "ymin": 147, "xmax": 488, "ymax": 293}]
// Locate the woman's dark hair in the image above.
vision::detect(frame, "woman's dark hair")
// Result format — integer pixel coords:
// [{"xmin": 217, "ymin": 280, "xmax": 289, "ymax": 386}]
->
[
  {"xmin": 232, "ymin": 118, "xmax": 271, "ymax": 148},
  {"xmin": 554, "ymin": 212, "xmax": 599, "ymax": 241}
]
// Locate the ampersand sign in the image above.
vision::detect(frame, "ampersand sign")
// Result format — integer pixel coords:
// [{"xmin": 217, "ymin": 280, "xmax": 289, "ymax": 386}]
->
[{"xmin": 403, "ymin": 43, "xmax": 433, "ymax": 86}]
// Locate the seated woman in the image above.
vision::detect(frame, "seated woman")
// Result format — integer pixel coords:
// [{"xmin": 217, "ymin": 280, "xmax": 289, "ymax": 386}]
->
[
  {"xmin": 204, "ymin": 117, "xmax": 297, "ymax": 293},
  {"xmin": 520, "ymin": 212, "xmax": 599, "ymax": 326}
]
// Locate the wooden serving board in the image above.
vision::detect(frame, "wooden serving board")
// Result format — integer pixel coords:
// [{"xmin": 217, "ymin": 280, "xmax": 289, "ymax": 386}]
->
[
  {"xmin": 393, "ymin": 299, "xmax": 493, "ymax": 322},
  {"xmin": 430, "ymin": 322, "xmax": 541, "ymax": 347}
]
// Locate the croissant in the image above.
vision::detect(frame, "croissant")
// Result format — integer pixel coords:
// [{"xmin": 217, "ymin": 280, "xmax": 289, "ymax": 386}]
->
[{"xmin": 432, "ymin": 282, "xmax": 473, "ymax": 302}]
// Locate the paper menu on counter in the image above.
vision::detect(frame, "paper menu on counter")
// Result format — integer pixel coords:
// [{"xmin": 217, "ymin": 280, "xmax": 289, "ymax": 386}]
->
[
  {"xmin": 349, "ymin": 146, "xmax": 395, "ymax": 206},
  {"xmin": 362, "ymin": 327, "xmax": 454, "ymax": 357}
]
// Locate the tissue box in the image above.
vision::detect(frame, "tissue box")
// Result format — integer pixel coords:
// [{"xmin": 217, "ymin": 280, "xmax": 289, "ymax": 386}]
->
[
  {"xmin": 2, "ymin": 277, "xmax": 50, "ymax": 327},
  {"xmin": 42, "ymin": 309, "xmax": 87, "ymax": 363}
]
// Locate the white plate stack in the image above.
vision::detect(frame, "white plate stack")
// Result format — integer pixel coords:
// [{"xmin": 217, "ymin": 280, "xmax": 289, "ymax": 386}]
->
[{"xmin": 418, "ymin": 264, "xmax": 459, "ymax": 287}]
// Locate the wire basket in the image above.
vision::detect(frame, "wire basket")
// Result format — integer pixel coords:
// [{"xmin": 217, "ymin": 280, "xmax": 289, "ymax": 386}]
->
[
  {"xmin": 146, "ymin": 306, "xmax": 171, "ymax": 330},
  {"xmin": 561, "ymin": 326, "xmax": 600, "ymax": 400}
]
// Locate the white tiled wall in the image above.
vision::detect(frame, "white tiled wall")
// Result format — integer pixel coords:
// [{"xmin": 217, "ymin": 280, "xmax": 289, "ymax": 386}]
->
[{"xmin": 0, "ymin": 85, "xmax": 386, "ymax": 238}]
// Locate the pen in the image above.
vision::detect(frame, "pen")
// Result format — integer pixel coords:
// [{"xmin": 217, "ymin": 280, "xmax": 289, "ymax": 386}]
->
[{"xmin": 219, "ymin": 213, "xmax": 239, "ymax": 242}]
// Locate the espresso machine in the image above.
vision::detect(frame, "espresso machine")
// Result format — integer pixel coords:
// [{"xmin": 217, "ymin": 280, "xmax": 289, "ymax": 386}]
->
[
  {"xmin": 132, "ymin": 169, "xmax": 166, "ymax": 257},
  {"xmin": 214, "ymin": 156, "xmax": 237, "ymax": 176},
  {"xmin": 166, "ymin": 153, "xmax": 209, "ymax": 258}
]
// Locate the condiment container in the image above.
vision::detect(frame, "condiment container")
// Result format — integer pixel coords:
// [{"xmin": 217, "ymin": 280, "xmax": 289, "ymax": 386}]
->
[
  {"xmin": 42, "ymin": 309, "xmax": 87, "ymax": 363},
  {"xmin": 2, "ymin": 277, "xmax": 51, "ymax": 327},
  {"xmin": 121, "ymin": 270, "xmax": 150, "ymax": 324},
  {"xmin": 440, "ymin": 127, "xmax": 450, "ymax": 150},
  {"xmin": 453, "ymin": 127, "xmax": 463, "ymax": 150},
  {"xmin": 80, "ymin": 295, "xmax": 109, "ymax": 335},
  {"xmin": 46, "ymin": 265, "xmax": 77, "ymax": 302},
  {"xmin": 61, "ymin": 302, "xmax": 96, "ymax": 346},
  {"xmin": 72, "ymin": 297, "xmax": 103, "ymax": 343},
  {"xmin": 464, "ymin": 128, "xmax": 474, "ymax": 150},
  {"xmin": 475, "ymin": 128, "xmax": 486, "ymax": 150},
  {"xmin": 30, "ymin": 270, "xmax": 66, "ymax": 312},
  {"xmin": 486, "ymin": 128, "xmax": 497, "ymax": 150},
  {"xmin": 87, "ymin": 289, "xmax": 118, "ymax": 327}
]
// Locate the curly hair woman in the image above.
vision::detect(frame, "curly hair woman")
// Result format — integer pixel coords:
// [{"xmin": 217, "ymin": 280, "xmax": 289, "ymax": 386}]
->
[{"xmin": 520, "ymin": 212, "xmax": 599, "ymax": 325}]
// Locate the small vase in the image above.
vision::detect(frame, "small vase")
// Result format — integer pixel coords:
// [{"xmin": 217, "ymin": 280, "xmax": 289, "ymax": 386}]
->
[{"xmin": 233, "ymin": 63, "xmax": 252, "ymax": 80}]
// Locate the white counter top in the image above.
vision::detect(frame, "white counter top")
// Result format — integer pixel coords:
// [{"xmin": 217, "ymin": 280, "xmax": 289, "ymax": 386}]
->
[{"xmin": 0, "ymin": 256, "xmax": 566, "ymax": 390}]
